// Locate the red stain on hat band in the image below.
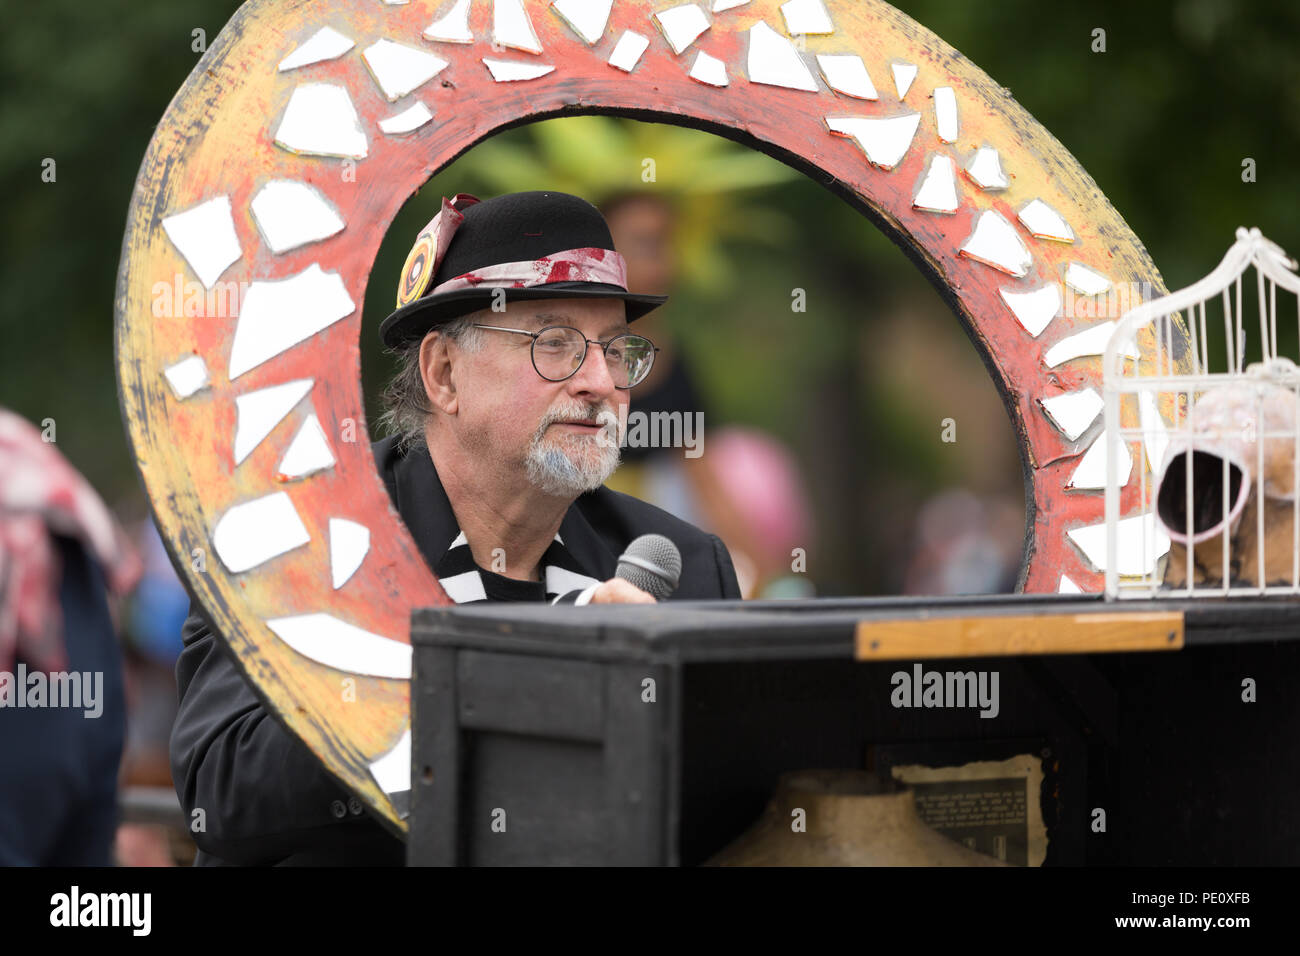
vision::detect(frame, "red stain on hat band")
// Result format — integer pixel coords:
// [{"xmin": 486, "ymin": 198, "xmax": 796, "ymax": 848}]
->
[{"xmin": 429, "ymin": 247, "xmax": 627, "ymax": 296}]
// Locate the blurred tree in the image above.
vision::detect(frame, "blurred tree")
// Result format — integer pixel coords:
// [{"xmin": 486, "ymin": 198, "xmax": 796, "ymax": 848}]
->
[{"xmin": 0, "ymin": 0, "xmax": 242, "ymax": 507}]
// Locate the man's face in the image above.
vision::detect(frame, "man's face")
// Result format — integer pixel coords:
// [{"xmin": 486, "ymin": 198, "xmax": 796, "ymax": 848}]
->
[
  {"xmin": 606, "ymin": 198, "xmax": 677, "ymax": 296},
  {"xmin": 441, "ymin": 297, "xmax": 631, "ymax": 497}
]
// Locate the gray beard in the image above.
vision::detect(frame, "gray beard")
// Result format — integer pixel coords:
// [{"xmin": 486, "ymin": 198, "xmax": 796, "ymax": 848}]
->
[{"xmin": 524, "ymin": 402, "xmax": 622, "ymax": 497}]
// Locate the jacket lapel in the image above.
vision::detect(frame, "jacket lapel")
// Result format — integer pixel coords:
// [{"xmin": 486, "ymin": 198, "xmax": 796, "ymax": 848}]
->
[
  {"xmin": 378, "ymin": 437, "xmax": 460, "ymax": 579},
  {"xmin": 557, "ymin": 502, "xmax": 619, "ymax": 583}
]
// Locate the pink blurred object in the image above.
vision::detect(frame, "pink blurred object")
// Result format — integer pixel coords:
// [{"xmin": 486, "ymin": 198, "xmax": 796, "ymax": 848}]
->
[
  {"xmin": 705, "ymin": 428, "xmax": 812, "ymax": 568},
  {"xmin": 1155, "ymin": 379, "xmax": 1298, "ymax": 546},
  {"xmin": 114, "ymin": 824, "xmax": 177, "ymax": 867},
  {"xmin": 0, "ymin": 408, "xmax": 143, "ymax": 673}
]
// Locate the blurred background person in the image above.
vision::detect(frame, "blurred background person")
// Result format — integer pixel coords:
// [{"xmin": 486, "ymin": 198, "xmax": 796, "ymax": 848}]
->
[
  {"xmin": 600, "ymin": 191, "xmax": 707, "ymax": 522},
  {"xmin": 0, "ymin": 408, "xmax": 140, "ymax": 865},
  {"xmin": 902, "ymin": 489, "xmax": 1024, "ymax": 595},
  {"xmin": 113, "ymin": 515, "xmax": 191, "ymax": 866},
  {"xmin": 600, "ymin": 190, "xmax": 817, "ymax": 599}
]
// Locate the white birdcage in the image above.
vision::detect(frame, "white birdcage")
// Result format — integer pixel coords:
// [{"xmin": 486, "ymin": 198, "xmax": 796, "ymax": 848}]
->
[{"xmin": 1103, "ymin": 227, "xmax": 1300, "ymax": 599}]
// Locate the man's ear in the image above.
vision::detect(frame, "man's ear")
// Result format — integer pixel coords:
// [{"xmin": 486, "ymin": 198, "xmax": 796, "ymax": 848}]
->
[{"xmin": 419, "ymin": 330, "xmax": 458, "ymax": 415}]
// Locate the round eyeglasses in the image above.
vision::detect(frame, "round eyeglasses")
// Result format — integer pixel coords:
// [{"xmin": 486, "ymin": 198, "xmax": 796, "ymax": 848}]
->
[{"xmin": 471, "ymin": 324, "xmax": 659, "ymax": 389}]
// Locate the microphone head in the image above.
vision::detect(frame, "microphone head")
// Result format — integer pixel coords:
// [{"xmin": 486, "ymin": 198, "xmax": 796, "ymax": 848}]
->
[{"xmin": 615, "ymin": 534, "xmax": 682, "ymax": 600}]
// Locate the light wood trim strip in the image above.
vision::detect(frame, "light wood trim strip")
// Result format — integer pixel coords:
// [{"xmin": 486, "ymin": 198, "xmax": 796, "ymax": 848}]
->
[{"xmin": 855, "ymin": 611, "xmax": 1185, "ymax": 660}]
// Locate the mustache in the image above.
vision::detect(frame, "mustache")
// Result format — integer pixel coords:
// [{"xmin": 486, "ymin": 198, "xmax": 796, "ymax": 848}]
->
[{"xmin": 536, "ymin": 401, "xmax": 619, "ymax": 434}]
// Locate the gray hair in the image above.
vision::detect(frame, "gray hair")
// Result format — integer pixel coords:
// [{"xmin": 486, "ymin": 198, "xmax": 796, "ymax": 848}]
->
[{"xmin": 377, "ymin": 313, "xmax": 485, "ymax": 453}]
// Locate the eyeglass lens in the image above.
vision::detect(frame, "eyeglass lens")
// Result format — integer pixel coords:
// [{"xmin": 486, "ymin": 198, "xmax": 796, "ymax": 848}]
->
[{"xmin": 532, "ymin": 327, "xmax": 655, "ymax": 388}]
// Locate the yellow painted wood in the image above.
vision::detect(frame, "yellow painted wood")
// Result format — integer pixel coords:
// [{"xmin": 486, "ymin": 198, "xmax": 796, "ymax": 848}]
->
[{"xmin": 856, "ymin": 611, "xmax": 1185, "ymax": 660}]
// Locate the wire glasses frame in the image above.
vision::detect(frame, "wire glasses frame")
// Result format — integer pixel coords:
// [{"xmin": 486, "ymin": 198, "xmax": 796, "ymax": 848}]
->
[{"xmin": 471, "ymin": 324, "xmax": 660, "ymax": 389}]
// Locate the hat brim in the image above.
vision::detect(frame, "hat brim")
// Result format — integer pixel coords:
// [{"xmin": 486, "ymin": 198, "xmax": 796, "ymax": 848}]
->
[{"xmin": 379, "ymin": 282, "xmax": 668, "ymax": 349}]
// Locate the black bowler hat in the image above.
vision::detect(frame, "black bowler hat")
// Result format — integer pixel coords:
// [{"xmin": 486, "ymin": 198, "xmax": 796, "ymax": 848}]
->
[{"xmin": 379, "ymin": 191, "xmax": 668, "ymax": 348}]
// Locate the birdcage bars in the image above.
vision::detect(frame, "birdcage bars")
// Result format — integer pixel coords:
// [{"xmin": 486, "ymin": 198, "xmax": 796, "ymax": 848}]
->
[{"xmin": 1104, "ymin": 228, "xmax": 1300, "ymax": 599}]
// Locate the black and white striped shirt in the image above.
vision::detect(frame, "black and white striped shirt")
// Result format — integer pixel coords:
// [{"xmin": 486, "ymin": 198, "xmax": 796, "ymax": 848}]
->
[{"xmin": 435, "ymin": 530, "xmax": 603, "ymax": 605}]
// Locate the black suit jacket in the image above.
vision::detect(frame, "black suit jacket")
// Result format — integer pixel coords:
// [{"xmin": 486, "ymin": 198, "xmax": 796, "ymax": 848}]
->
[{"xmin": 170, "ymin": 436, "xmax": 741, "ymax": 865}]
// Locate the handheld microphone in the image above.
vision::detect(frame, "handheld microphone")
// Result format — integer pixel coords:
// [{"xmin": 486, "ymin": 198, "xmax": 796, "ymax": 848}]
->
[{"xmin": 615, "ymin": 534, "xmax": 682, "ymax": 600}]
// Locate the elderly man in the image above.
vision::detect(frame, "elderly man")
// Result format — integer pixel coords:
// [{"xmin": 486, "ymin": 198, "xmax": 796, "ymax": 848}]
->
[{"xmin": 170, "ymin": 191, "xmax": 741, "ymax": 865}]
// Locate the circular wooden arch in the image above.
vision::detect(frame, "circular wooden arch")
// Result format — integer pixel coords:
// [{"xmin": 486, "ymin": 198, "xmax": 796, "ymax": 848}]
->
[{"xmin": 116, "ymin": 0, "xmax": 1187, "ymax": 831}]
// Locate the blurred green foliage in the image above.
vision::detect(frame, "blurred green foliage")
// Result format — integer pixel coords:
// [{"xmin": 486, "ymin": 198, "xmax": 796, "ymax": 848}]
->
[
  {"xmin": 1, "ymin": 0, "xmax": 1296, "ymax": 592},
  {"xmin": 0, "ymin": 0, "xmax": 243, "ymax": 506}
]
